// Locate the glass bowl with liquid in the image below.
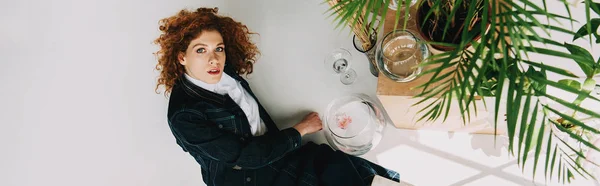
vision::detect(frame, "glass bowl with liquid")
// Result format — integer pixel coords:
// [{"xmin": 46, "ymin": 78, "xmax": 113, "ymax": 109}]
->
[{"xmin": 323, "ymin": 94, "xmax": 388, "ymax": 156}]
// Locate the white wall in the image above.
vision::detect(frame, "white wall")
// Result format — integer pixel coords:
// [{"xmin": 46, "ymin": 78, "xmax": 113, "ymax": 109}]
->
[
  {"xmin": 0, "ymin": 0, "xmax": 378, "ymax": 184},
  {"xmin": 0, "ymin": 0, "xmax": 371, "ymax": 185},
  {"xmin": 0, "ymin": 0, "xmax": 228, "ymax": 185},
  {"xmin": 223, "ymin": 0, "xmax": 380, "ymax": 145}
]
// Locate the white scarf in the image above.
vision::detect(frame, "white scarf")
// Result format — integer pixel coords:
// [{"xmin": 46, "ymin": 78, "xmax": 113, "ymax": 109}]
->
[{"xmin": 185, "ymin": 73, "xmax": 267, "ymax": 136}]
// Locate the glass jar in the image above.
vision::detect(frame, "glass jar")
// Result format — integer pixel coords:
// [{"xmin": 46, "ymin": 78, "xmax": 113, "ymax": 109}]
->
[
  {"xmin": 323, "ymin": 94, "xmax": 388, "ymax": 155},
  {"xmin": 376, "ymin": 29, "xmax": 430, "ymax": 82}
]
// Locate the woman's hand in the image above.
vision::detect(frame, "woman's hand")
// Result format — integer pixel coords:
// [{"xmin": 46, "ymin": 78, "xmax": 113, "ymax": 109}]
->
[{"xmin": 293, "ymin": 112, "xmax": 323, "ymax": 137}]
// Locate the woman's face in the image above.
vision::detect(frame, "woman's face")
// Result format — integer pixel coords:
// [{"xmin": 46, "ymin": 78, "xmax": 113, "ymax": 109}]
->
[{"xmin": 179, "ymin": 30, "xmax": 226, "ymax": 84}]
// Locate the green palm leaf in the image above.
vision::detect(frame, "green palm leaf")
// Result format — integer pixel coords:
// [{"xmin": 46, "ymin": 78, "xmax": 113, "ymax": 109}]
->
[
  {"xmin": 520, "ymin": 92, "xmax": 535, "ymax": 168},
  {"xmin": 544, "ymin": 130, "xmax": 553, "ymax": 179},
  {"xmin": 531, "ymin": 113, "xmax": 545, "ymax": 180}
]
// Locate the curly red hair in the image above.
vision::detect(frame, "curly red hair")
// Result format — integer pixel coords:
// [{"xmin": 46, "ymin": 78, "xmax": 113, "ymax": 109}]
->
[{"xmin": 154, "ymin": 7, "xmax": 259, "ymax": 95}]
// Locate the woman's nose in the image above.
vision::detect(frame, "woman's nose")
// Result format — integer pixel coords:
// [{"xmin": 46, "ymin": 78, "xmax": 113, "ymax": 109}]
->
[{"xmin": 208, "ymin": 52, "xmax": 219, "ymax": 65}]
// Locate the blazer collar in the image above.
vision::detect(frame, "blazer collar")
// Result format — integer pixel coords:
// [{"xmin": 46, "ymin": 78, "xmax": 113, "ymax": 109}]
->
[
  {"xmin": 178, "ymin": 65, "xmax": 280, "ymax": 133},
  {"xmin": 179, "ymin": 65, "xmax": 244, "ymax": 107}
]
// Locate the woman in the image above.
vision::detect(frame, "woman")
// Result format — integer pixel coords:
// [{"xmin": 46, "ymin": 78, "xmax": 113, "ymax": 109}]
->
[{"xmin": 154, "ymin": 7, "xmax": 400, "ymax": 186}]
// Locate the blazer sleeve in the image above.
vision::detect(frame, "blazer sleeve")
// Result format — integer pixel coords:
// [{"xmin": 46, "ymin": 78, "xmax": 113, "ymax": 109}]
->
[{"xmin": 169, "ymin": 110, "xmax": 302, "ymax": 169}]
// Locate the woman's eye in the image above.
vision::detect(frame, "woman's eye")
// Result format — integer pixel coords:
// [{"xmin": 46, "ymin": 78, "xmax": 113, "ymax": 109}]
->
[
  {"xmin": 216, "ymin": 47, "xmax": 224, "ymax": 52},
  {"xmin": 196, "ymin": 48, "xmax": 205, "ymax": 53}
]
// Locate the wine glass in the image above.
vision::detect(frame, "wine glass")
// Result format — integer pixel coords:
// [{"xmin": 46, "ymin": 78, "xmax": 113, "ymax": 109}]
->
[{"xmin": 324, "ymin": 48, "xmax": 358, "ymax": 85}]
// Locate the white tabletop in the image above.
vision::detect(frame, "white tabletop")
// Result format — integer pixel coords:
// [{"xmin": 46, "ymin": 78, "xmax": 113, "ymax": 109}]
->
[{"xmin": 227, "ymin": 0, "xmax": 599, "ymax": 185}]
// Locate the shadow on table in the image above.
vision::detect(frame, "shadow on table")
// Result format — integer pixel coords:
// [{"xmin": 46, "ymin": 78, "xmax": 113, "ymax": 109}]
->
[
  {"xmin": 360, "ymin": 127, "xmax": 543, "ymax": 186},
  {"xmin": 470, "ymin": 133, "xmax": 509, "ymax": 157}
]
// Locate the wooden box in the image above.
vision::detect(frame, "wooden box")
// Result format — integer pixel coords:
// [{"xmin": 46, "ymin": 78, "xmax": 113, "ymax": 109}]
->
[{"xmin": 376, "ymin": 6, "xmax": 506, "ymax": 135}]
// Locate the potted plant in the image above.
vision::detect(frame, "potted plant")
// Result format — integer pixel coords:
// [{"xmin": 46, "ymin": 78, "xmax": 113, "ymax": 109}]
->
[
  {"xmin": 416, "ymin": 0, "xmax": 487, "ymax": 51},
  {"xmin": 327, "ymin": 0, "xmax": 600, "ymax": 183}
]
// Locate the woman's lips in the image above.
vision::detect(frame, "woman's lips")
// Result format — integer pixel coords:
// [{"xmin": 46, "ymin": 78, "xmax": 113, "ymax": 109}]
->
[{"xmin": 207, "ymin": 69, "xmax": 221, "ymax": 75}]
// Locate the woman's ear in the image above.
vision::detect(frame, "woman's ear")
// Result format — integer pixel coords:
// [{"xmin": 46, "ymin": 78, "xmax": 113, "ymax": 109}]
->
[{"xmin": 178, "ymin": 52, "xmax": 186, "ymax": 65}]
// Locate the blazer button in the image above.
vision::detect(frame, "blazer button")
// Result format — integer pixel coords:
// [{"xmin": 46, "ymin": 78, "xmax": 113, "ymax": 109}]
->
[
  {"xmin": 246, "ymin": 177, "xmax": 251, "ymax": 182},
  {"xmin": 218, "ymin": 125, "xmax": 223, "ymax": 128}
]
